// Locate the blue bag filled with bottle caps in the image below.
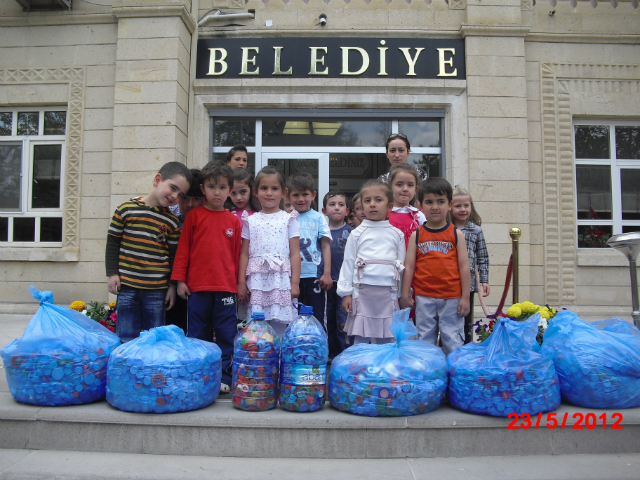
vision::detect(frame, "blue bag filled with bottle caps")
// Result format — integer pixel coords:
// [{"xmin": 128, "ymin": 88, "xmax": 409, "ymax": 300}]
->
[
  {"xmin": 106, "ymin": 325, "xmax": 221, "ymax": 413},
  {"xmin": 280, "ymin": 303, "xmax": 329, "ymax": 412},
  {"xmin": 1, "ymin": 286, "xmax": 121, "ymax": 406},
  {"xmin": 328, "ymin": 308, "xmax": 447, "ymax": 417},
  {"xmin": 448, "ymin": 314, "xmax": 561, "ymax": 417},
  {"xmin": 540, "ymin": 310, "xmax": 640, "ymax": 409}
]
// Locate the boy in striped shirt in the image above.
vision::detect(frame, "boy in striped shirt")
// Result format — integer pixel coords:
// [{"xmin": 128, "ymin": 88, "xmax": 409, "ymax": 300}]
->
[{"xmin": 105, "ymin": 162, "xmax": 192, "ymax": 343}]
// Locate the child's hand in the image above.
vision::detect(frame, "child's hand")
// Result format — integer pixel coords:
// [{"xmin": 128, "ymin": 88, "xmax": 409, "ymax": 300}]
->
[
  {"xmin": 399, "ymin": 295, "xmax": 415, "ymax": 309},
  {"xmin": 237, "ymin": 282, "xmax": 248, "ymax": 303},
  {"xmin": 108, "ymin": 275, "xmax": 121, "ymax": 295},
  {"xmin": 342, "ymin": 295, "xmax": 352, "ymax": 314},
  {"xmin": 481, "ymin": 283, "xmax": 491, "ymax": 297},
  {"xmin": 290, "ymin": 281, "xmax": 300, "ymax": 300},
  {"xmin": 177, "ymin": 281, "xmax": 190, "ymax": 300},
  {"xmin": 457, "ymin": 296, "xmax": 470, "ymax": 318},
  {"xmin": 319, "ymin": 273, "xmax": 333, "ymax": 291},
  {"xmin": 165, "ymin": 285, "xmax": 176, "ymax": 311}
]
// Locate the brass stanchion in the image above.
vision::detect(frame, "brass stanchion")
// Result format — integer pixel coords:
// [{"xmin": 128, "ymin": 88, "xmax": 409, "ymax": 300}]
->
[{"xmin": 509, "ymin": 227, "xmax": 521, "ymax": 305}]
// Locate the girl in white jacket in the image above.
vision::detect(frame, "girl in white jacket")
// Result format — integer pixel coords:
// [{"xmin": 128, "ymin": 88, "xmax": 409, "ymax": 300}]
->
[{"xmin": 338, "ymin": 180, "xmax": 406, "ymax": 344}]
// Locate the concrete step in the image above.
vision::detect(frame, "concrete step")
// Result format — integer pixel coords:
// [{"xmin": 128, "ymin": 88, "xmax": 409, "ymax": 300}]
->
[
  {"xmin": 1, "ymin": 449, "xmax": 639, "ymax": 480},
  {"xmin": 1, "ymin": 392, "xmax": 639, "ymax": 459}
]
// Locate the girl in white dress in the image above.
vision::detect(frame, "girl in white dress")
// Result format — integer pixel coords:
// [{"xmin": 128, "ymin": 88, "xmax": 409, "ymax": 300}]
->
[
  {"xmin": 237, "ymin": 166, "xmax": 301, "ymax": 336},
  {"xmin": 338, "ymin": 179, "xmax": 406, "ymax": 344}
]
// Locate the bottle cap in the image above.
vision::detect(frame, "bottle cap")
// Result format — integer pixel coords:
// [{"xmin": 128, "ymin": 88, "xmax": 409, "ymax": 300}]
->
[
  {"xmin": 299, "ymin": 305, "xmax": 314, "ymax": 316},
  {"xmin": 252, "ymin": 311, "xmax": 265, "ymax": 321}
]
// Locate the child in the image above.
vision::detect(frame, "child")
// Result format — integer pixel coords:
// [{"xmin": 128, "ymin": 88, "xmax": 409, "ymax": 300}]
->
[
  {"xmin": 338, "ymin": 180, "xmax": 405, "ymax": 345},
  {"xmin": 387, "ymin": 163, "xmax": 426, "ymax": 249},
  {"xmin": 400, "ymin": 177, "xmax": 471, "ymax": 355},
  {"xmin": 225, "ymin": 168, "xmax": 261, "ymax": 220},
  {"xmin": 171, "ymin": 161, "xmax": 242, "ymax": 393},
  {"xmin": 106, "ymin": 162, "xmax": 192, "ymax": 343},
  {"xmin": 287, "ymin": 173, "xmax": 332, "ymax": 326},
  {"xmin": 321, "ymin": 190, "xmax": 353, "ymax": 357},
  {"xmin": 350, "ymin": 192, "xmax": 365, "ymax": 225},
  {"xmin": 237, "ymin": 166, "xmax": 301, "ymax": 336},
  {"xmin": 226, "ymin": 144, "xmax": 248, "ymax": 170},
  {"xmin": 166, "ymin": 168, "xmax": 206, "ymax": 333},
  {"xmin": 450, "ymin": 186, "xmax": 490, "ymax": 344}
]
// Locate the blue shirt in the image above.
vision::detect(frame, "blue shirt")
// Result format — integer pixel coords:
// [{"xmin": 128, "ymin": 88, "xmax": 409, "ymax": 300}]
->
[
  {"xmin": 297, "ymin": 209, "xmax": 332, "ymax": 278},
  {"xmin": 319, "ymin": 223, "xmax": 353, "ymax": 281}
]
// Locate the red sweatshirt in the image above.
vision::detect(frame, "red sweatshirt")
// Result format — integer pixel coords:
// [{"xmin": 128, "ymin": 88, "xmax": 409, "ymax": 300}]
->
[{"xmin": 171, "ymin": 207, "xmax": 242, "ymax": 293}]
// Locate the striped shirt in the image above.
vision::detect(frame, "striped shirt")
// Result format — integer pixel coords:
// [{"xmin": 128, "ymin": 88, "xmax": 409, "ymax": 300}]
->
[{"xmin": 105, "ymin": 197, "xmax": 181, "ymax": 290}]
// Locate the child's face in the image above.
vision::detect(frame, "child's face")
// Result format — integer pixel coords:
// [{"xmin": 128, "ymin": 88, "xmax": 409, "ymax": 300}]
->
[
  {"xmin": 230, "ymin": 181, "xmax": 251, "ymax": 211},
  {"xmin": 200, "ymin": 175, "xmax": 230, "ymax": 211},
  {"xmin": 420, "ymin": 192, "xmax": 452, "ymax": 226},
  {"xmin": 152, "ymin": 173, "xmax": 190, "ymax": 208},
  {"xmin": 178, "ymin": 195, "xmax": 206, "ymax": 215},
  {"xmin": 227, "ymin": 151, "xmax": 248, "ymax": 169},
  {"xmin": 391, "ymin": 171, "xmax": 417, "ymax": 208},
  {"xmin": 361, "ymin": 186, "xmax": 392, "ymax": 222},
  {"xmin": 345, "ymin": 211, "xmax": 360, "ymax": 228},
  {"xmin": 386, "ymin": 138, "xmax": 410, "ymax": 166},
  {"xmin": 255, "ymin": 174, "xmax": 285, "ymax": 211},
  {"xmin": 283, "ymin": 201, "xmax": 294, "ymax": 213},
  {"xmin": 451, "ymin": 194, "xmax": 471, "ymax": 224},
  {"xmin": 353, "ymin": 198, "xmax": 366, "ymax": 222},
  {"xmin": 288, "ymin": 188, "xmax": 316, "ymax": 213},
  {"xmin": 322, "ymin": 195, "xmax": 348, "ymax": 224}
]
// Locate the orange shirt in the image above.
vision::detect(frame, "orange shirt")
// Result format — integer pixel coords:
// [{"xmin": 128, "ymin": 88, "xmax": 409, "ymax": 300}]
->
[{"xmin": 413, "ymin": 222, "xmax": 462, "ymax": 299}]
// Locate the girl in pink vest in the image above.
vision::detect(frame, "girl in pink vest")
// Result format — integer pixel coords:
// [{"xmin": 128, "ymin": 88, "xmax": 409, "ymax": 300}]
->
[{"xmin": 387, "ymin": 163, "xmax": 426, "ymax": 249}]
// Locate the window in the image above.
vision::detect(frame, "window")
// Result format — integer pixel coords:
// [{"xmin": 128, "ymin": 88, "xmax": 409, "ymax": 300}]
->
[
  {"xmin": 0, "ymin": 108, "xmax": 66, "ymax": 246},
  {"xmin": 574, "ymin": 121, "xmax": 640, "ymax": 248}
]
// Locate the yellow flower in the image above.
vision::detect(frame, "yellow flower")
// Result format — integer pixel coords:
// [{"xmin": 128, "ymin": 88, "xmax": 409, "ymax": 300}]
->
[
  {"xmin": 108, "ymin": 301, "xmax": 116, "ymax": 309},
  {"xmin": 506, "ymin": 305, "xmax": 522, "ymax": 318},
  {"xmin": 520, "ymin": 301, "xmax": 537, "ymax": 314},
  {"xmin": 539, "ymin": 309, "xmax": 551, "ymax": 320},
  {"xmin": 69, "ymin": 301, "xmax": 86, "ymax": 311}
]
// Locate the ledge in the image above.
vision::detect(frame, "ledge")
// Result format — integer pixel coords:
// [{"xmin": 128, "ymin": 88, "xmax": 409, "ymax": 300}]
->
[
  {"xmin": 0, "ymin": 247, "xmax": 79, "ymax": 262},
  {"xmin": 112, "ymin": 3, "xmax": 196, "ymax": 34},
  {"xmin": 0, "ymin": 13, "xmax": 116, "ymax": 27},
  {"xmin": 577, "ymin": 249, "xmax": 632, "ymax": 267},
  {"xmin": 460, "ymin": 24, "xmax": 531, "ymax": 38},
  {"xmin": 526, "ymin": 33, "xmax": 640, "ymax": 45}
]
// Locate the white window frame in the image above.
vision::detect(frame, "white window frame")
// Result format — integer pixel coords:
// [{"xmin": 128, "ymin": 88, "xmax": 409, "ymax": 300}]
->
[
  {"xmin": 574, "ymin": 119, "xmax": 640, "ymax": 247},
  {"xmin": 0, "ymin": 107, "xmax": 66, "ymax": 247}
]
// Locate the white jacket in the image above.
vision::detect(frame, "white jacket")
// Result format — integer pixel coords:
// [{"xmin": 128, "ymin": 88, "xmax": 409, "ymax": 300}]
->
[{"xmin": 337, "ymin": 220, "xmax": 406, "ymax": 297}]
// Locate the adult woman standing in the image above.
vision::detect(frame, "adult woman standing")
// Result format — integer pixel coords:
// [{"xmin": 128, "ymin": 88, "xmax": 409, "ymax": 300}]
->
[{"xmin": 378, "ymin": 133, "xmax": 428, "ymax": 183}]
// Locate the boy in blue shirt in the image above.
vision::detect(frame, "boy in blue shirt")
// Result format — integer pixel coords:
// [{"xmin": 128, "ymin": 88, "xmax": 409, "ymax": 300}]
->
[
  {"xmin": 287, "ymin": 173, "xmax": 332, "ymax": 325},
  {"xmin": 321, "ymin": 191, "xmax": 353, "ymax": 357}
]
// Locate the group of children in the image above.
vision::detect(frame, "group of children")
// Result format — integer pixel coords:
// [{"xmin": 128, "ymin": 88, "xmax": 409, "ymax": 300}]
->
[{"xmin": 106, "ymin": 136, "xmax": 490, "ymax": 394}]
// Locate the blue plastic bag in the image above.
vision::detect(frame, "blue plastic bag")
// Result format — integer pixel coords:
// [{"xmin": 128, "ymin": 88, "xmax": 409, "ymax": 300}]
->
[
  {"xmin": 328, "ymin": 308, "xmax": 447, "ymax": 417},
  {"xmin": 1, "ymin": 286, "xmax": 120, "ymax": 406},
  {"xmin": 448, "ymin": 315, "xmax": 561, "ymax": 417},
  {"xmin": 232, "ymin": 311, "xmax": 279, "ymax": 411},
  {"xmin": 280, "ymin": 303, "xmax": 329, "ymax": 412},
  {"xmin": 106, "ymin": 325, "xmax": 221, "ymax": 413},
  {"xmin": 540, "ymin": 310, "xmax": 640, "ymax": 409}
]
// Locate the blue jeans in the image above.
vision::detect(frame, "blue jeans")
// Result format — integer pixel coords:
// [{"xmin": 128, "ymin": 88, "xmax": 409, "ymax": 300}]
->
[
  {"xmin": 326, "ymin": 282, "xmax": 348, "ymax": 358},
  {"xmin": 298, "ymin": 278, "xmax": 326, "ymax": 329},
  {"xmin": 116, "ymin": 286, "xmax": 166, "ymax": 343},
  {"xmin": 187, "ymin": 291, "xmax": 238, "ymax": 386}
]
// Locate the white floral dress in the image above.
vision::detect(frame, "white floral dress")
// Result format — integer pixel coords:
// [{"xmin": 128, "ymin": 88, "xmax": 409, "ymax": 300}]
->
[{"xmin": 242, "ymin": 210, "xmax": 299, "ymax": 323}]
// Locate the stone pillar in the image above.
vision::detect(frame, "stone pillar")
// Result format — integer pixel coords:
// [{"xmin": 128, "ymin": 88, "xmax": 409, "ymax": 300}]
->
[
  {"xmin": 110, "ymin": 0, "xmax": 195, "ymax": 209},
  {"xmin": 462, "ymin": 3, "xmax": 534, "ymax": 302}
]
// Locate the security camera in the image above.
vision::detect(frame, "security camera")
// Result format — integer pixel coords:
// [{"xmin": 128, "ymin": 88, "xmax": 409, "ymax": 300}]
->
[{"xmin": 319, "ymin": 14, "xmax": 327, "ymax": 26}]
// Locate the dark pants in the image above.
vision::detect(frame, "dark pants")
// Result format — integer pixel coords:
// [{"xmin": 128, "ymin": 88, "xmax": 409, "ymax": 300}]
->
[
  {"xmin": 165, "ymin": 294, "xmax": 187, "ymax": 334},
  {"xmin": 116, "ymin": 286, "xmax": 166, "ymax": 343},
  {"xmin": 187, "ymin": 291, "xmax": 238, "ymax": 386},
  {"xmin": 298, "ymin": 277, "xmax": 326, "ymax": 329},
  {"xmin": 464, "ymin": 292, "xmax": 476, "ymax": 344},
  {"xmin": 326, "ymin": 283, "xmax": 348, "ymax": 358}
]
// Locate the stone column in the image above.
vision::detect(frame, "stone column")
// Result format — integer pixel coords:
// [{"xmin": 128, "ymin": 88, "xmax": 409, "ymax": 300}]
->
[
  {"xmin": 462, "ymin": 2, "xmax": 534, "ymax": 302},
  {"xmin": 110, "ymin": 0, "xmax": 195, "ymax": 209}
]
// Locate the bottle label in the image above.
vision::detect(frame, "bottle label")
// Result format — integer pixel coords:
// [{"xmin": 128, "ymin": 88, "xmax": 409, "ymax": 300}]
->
[{"xmin": 281, "ymin": 364, "xmax": 327, "ymax": 386}]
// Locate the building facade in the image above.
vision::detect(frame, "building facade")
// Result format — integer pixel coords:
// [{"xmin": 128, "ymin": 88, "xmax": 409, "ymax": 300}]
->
[{"xmin": 0, "ymin": 0, "xmax": 639, "ymax": 315}]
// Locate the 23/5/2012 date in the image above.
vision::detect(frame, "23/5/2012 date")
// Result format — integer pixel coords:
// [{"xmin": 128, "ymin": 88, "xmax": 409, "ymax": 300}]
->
[{"xmin": 507, "ymin": 412, "xmax": 623, "ymax": 429}]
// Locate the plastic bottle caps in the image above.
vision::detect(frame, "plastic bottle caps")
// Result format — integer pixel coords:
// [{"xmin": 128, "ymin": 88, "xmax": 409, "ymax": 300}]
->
[{"xmin": 232, "ymin": 312, "xmax": 279, "ymax": 411}]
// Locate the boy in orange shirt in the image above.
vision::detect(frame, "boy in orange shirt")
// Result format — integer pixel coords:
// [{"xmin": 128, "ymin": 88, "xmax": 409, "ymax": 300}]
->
[{"xmin": 400, "ymin": 177, "xmax": 470, "ymax": 355}]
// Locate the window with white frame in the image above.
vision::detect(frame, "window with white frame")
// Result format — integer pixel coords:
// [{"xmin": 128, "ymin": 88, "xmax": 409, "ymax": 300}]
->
[
  {"xmin": 0, "ymin": 108, "xmax": 66, "ymax": 246},
  {"xmin": 574, "ymin": 120, "xmax": 640, "ymax": 248}
]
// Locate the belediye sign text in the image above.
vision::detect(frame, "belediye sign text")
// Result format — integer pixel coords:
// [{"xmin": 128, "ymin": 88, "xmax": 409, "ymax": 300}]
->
[{"xmin": 196, "ymin": 38, "xmax": 465, "ymax": 79}]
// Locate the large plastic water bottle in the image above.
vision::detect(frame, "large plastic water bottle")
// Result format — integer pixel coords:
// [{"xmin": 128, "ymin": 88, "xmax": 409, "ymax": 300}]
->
[
  {"xmin": 231, "ymin": 311, "xmax": 279, "ymax": 411},
  {"xmin": 279, "ymin": 304, "xmax": 329, "ymax": 412}
]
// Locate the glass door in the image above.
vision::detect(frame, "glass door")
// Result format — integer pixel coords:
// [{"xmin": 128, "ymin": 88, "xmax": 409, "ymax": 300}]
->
[{"xmin": 260, "ymin": 153, "xmax": 329, "ymax": 210}]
